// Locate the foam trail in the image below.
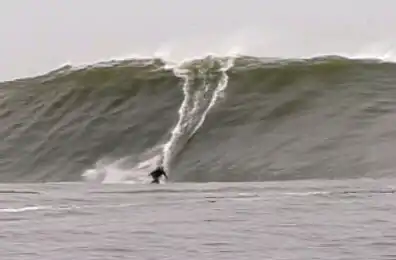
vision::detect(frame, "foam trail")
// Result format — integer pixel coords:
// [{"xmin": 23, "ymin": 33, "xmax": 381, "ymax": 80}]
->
[
  {"xmin": 0, "ymin": 206, "xmax": 49, "ymax": 213},
  {"xmin": 190, "ymin": 58, "xmax": 235, "ymax": 136},
  {"xmin": 162, "ymin": 56, "xmax": 235, "ymax": 173},
  {"xmin": 161, "ymin": 67, "xmax": 192, "ymax": 172}
]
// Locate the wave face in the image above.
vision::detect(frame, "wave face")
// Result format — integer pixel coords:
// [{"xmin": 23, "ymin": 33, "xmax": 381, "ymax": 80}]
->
[{"xmin": 1, "ymin": 55, "xmax": 396, "ymax": 183}]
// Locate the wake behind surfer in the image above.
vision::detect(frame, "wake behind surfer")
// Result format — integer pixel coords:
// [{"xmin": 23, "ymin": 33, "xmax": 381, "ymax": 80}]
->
[{"xmin": 148, "ymin": 166, "xmax": 168, "ymax": 184}]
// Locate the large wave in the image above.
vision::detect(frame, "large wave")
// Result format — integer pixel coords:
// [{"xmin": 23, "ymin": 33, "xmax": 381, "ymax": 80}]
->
[{"xmin": 1, "ymin": 55, "xmax": 396, "ymax": 183}]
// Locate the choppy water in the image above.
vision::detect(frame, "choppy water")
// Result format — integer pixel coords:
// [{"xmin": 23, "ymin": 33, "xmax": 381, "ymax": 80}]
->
[{"xmin": 1, "ymin": 178, "xmax": 396, "ymax": 259}]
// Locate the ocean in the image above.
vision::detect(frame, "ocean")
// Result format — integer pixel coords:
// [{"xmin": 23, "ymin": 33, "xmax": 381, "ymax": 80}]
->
[{"xmin": 1, "ymin": 54, "xmax": 396, "ymax": 259}]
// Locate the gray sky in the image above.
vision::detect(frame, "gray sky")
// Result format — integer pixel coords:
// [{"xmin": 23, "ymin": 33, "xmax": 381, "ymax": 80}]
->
[{"xmin": 1, "ymin": 0, "xmax": 395, "ymax": 80}]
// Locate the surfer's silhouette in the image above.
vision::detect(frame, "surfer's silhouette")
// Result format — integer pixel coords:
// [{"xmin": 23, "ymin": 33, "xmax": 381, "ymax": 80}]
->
[{"xmin": 148, "ymin": 166, "xmax": 168, "ymax": 184}]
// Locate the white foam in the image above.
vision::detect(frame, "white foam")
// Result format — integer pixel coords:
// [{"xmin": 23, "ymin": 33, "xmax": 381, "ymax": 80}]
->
[
  {"xmin": 161, "ymin": 55, "xmax": 236, "ymax": 172},
  {"xmin": 0, "ymin": 206, "xmax": 49, "ymax": 213},
  {"xmin": 82, "ymin": 146, "xmax": 166, "ymax": 184}
]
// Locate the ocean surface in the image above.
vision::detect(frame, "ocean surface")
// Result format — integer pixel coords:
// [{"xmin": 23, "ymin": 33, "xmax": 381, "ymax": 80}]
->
[{"xmin": 1, "ymin": 54, "xmax": 396, "ymax": 259}]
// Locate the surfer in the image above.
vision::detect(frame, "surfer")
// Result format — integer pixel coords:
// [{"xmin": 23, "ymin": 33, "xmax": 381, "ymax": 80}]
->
[{"xmin": 148, "ymin": 166, "xmax": 168, "ymax": 184}]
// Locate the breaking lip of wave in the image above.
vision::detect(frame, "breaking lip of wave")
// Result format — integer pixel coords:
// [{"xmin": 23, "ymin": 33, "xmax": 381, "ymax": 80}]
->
[{"xmin": 40, "ymin": 44, "xmax": 396, "ymax": 80}]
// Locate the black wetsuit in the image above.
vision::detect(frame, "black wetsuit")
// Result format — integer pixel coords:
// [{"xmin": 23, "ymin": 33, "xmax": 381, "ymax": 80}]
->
[{"xmin": 149, "ymin": 166, "xmax": 168, "ymax": 184}]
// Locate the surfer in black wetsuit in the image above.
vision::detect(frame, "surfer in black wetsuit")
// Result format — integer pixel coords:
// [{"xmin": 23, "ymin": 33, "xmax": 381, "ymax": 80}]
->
[{"xmin": 148, "ymin": 166, "xmax": 168, "ymax": 184}]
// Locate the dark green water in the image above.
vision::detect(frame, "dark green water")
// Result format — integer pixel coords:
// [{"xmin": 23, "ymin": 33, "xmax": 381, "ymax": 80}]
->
[{"xmin": 1, "ymin": 55, "xmax": 396, "ymax": 183}]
